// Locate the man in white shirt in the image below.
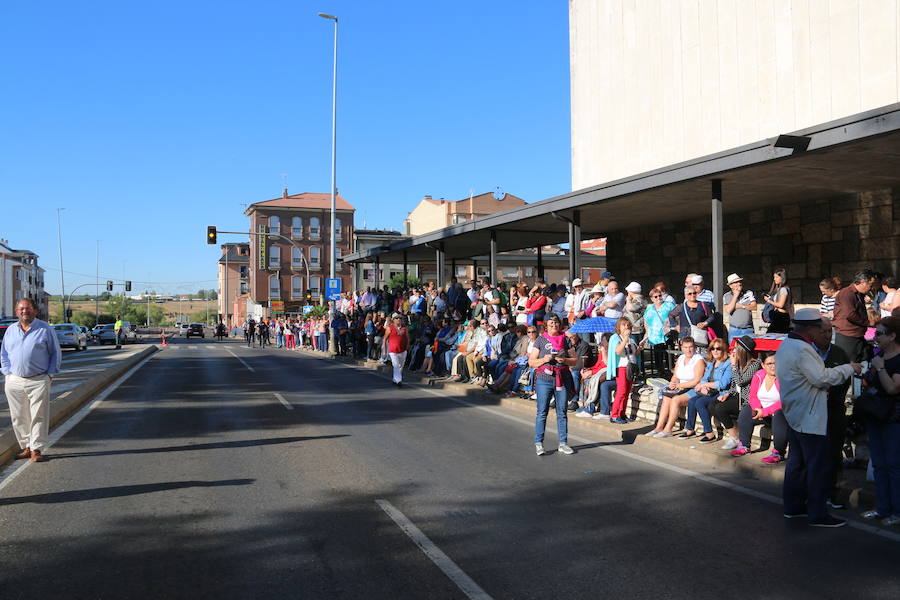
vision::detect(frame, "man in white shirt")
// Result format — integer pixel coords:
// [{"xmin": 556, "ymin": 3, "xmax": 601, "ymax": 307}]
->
[
  {"xmin": 776, "ymin": 308, "xmax": 860, "ymax": 528},
  {"xmin": 600, "ymin": 280, "xmax": 626, "ymax": 319}
]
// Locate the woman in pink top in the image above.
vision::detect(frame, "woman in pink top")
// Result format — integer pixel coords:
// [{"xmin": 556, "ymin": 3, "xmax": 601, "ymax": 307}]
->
[{"xmin": 731, "ymin": 352, "xmax": 788, "ymax": 463}]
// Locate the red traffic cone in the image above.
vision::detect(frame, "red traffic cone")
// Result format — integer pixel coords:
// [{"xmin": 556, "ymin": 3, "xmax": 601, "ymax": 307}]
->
[{"xmin": 161, "ymin": 331, "xmax": 168, "ymax": 346}]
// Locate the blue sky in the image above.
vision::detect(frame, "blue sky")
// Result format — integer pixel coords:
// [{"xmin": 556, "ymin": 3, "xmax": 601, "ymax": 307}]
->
[{"xmin": 1, "ymin": 1, "xmax": 571, "ymax": 295}]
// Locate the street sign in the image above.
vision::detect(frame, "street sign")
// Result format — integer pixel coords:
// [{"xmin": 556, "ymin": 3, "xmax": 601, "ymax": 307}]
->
[
  {"xmin": 302, "ymin": 305, "xmax": 314, "ymax": 315},
  {"xmin": 326, "ymin": 278, "xmax": 342, "ymax": 301},
  {"xmin": 271, "ymin": 300, "xmax": 285, "ymax": 314}
]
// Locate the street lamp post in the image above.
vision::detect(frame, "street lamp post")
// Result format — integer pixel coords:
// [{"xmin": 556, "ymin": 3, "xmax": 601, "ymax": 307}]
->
[
  {"xmin": 319, "ymin": 11, "xmax": 338, "ymax": 354},
  {"xmin": 56, "ymin": 208, "xmax": 66, "ymax": 321}
]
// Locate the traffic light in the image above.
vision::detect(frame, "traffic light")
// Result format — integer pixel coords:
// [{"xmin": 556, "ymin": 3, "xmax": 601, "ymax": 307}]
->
[
  {"xmin": 207, "ymin": 225, "xmax": 217, "ymax": 245},
  {"xmin": 125, "ymin": 281, "xmax": 132, "ymax": 292},
  {"xmin": 305, "ymin": 290, "xmax": 312, "ymax": 303},
  {"xmin": 106, "ymin": 280, "xmax": 113, "ymax": 292}
]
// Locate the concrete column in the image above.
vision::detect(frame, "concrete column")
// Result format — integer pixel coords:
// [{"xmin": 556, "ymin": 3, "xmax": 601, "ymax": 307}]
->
[
  {"xmin": 536, "ymin": 245, "xmax": 544, "ymax": 280},
  {"xmin": 489, "ymin": 231, "xmax": 497, "ymax": 285},
  {"xmin": 568, "ymin": 210, "xmax": 581, "ymax": 283},
  {"xmin": 403, "ymin": 251, "xmax": 408, "ymax": 286},
  {"xmin": 436, "ymin": 245, "xmax": 445, "ymax": 288},
  {"xmin": 711, "ymin": 179, "xmax": 723, "ymax": 311},
  {"xmin": 451, "ymin": 258, "xmax": 456, "ymax": 281}
]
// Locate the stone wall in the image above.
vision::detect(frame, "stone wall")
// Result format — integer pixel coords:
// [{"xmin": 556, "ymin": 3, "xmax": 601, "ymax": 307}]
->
[{"xmin": 605, "ymin": 187, "xmax": 900, "ymax": 303}]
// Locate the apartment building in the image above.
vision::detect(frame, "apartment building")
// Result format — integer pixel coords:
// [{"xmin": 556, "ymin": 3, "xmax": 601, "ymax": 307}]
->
[
  {"xmin": 244, "ymin": 190, "xmax": 354, "ymax": 317},
  {"xmin": 217, "ymin": 242, "xmax": 250, "ymax": 327},
  {"xmin": 0, "ymin": 238, "xmax": 48, "ymax": 319}
]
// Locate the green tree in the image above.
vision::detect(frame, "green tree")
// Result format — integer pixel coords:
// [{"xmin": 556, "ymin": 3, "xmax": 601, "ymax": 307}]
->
[
  {"xmin": 106, "ymin": 295, "xmax": 131, "ymax": 320},
  {"xmin": 207, "ymin": 289, "xmax": 218, "ymax": 300},
  {"xmin": 71, "ymin": 310, "xmax": 98, "ymax": 327},
  {"xmin": 387, "ymin": 274, "xmax": 422, "ymax": 291}
]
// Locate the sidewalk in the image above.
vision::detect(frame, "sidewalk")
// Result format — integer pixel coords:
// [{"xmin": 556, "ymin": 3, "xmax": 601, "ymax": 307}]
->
[{"xmin": 297, "ymin": 346, "xmax": 877, "ymax": 511}]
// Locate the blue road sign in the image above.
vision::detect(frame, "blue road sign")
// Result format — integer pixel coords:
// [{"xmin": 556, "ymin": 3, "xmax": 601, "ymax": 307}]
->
[{"xmin": 326, "ymin": 278, "xmax": 342, "ymax": 301}]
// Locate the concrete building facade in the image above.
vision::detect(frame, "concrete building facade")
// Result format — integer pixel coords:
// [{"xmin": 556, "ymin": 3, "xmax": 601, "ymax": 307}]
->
[
  {"xmin": 404, "ymin": 191, "xmax": 527, "ymax": 236},
  {"xmin": 569, "ymin": 0, "xmax": 900, "ymax": 301},
  {"xmin": 570, "ymin": 0, "xmax": 900, "ymax": 190},
  {"xmin": 0, "ymin": 238, "xmax": 48, "ymax": 319},
  {"xmin": 244, "ymin": 191, "xmax": 354, "ymax": 316}
]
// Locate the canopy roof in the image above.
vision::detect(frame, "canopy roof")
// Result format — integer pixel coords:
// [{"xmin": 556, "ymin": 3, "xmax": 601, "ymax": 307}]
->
[{"xmin": 344, "ymin": 103, "xmax": 900, "ymax": 265}]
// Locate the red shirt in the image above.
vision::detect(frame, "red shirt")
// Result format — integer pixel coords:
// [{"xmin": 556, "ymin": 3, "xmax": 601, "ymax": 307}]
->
[{"xmin": 387, "ymin": 325, "xmax": 409, "ymax": 353}]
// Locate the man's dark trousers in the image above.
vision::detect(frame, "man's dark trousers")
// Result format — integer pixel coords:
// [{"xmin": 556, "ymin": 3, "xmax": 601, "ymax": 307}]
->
[{"xmin": 784, "ymin": 426, "xmax": 833, "ymax": 521}]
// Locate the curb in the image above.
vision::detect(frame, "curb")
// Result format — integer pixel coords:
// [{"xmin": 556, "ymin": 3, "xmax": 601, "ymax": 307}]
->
[
  {"xmin": 0, "ymin": 345, "xmax": 158, "ymax": 467},
  {"xmin": 297, "ymin": 347, "xmax": 876, "ymax": 509}
]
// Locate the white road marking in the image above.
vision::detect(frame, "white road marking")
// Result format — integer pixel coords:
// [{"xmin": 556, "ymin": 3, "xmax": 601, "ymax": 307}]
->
[
  {"xmin": 188, "ymin": 345, "xmax": 198, "ymax": 350},
  {"xmin": 57, "ymin": 391, "xmax": 72, "ymax": 400},
  {"xmin": 376, "ymin": 499, "xmax": 492, "ymax": 600},
  {"xmin": 329, "ymin": 357, "xmax": 900, "ymax": 544},
  {"xmin": 0, "ymin": 350, "xmax": 160, "ymax": 494},
  {"xmin": 274, "ymin": 392, "xmax": 293, "ymax": 410},
  {"xmin": 226, "ymin": 349, "xmax": 255, "ymax": 372}
]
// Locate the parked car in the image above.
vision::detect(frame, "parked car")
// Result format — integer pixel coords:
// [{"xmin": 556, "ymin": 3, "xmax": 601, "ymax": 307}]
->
[
  {"xmin": 0, "ymin": 318, "xmax": 16, "ymax": 341},
  {"xmin": 53, "ymin": 323, "xmax": 88, "ymax": 351},
  {"xmin": 186, "ymin": 323, "xmax": 206, "ymax": 338},
  {"xmin": 92, "ymin": 322, "xmax": 138, "ymax": 345},
  {"xmin": 179, "ymin": 323, "xmax": 190, "ymax": 336}
]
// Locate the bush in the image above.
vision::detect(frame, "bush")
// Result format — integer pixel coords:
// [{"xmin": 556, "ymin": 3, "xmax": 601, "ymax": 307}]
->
[{"xmin": 387, "ymin": 274, "xmax": 422, "ymax": 291}]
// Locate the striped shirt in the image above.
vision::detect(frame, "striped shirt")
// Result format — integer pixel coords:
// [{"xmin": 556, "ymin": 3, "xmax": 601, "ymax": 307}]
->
[{"xmin": 820, "ymin": 294, "xmax": 836, "ymax": 316}]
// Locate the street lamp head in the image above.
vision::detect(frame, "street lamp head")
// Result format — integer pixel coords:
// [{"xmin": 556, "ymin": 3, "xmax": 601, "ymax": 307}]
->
[{"xmin": 318, "ymin": 12, "xmax": 337, "ymax": 21}]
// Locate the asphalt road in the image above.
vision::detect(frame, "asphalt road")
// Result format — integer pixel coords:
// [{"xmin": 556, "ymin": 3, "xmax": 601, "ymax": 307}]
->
[{"xmin": 0, "ymin": 338, "xmax": 898, "ymax": 599}]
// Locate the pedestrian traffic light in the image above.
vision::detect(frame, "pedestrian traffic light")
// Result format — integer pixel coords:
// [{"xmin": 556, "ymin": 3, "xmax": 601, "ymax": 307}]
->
[
  {"xmin": 207, "ymin": 225, "xmax": 217, "ymax": 245},
  {"xmin": 106, "ymin": 280, "xmax": 114, "ymax": 292},
  {"xmin": 125, "ymin": 281, "xmax": 132, "ymax": 292}
]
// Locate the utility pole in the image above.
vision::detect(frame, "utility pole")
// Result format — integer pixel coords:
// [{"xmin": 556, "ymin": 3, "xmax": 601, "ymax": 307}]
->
[
  {"xmin": 56, "ymin": 208, "xmax": 66, "ymax": 321},
  {"xmin": 95, "ymin": 240, "xmax": 100, "ymax": 326}
]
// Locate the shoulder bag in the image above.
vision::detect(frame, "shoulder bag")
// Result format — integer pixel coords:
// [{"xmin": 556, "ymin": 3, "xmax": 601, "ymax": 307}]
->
[{"xmin": 684, "ymin": 304, "xmax": 709, "ymax": 346}]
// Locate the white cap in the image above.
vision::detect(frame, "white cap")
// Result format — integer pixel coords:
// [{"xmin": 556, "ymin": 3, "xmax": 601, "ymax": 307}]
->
[
  {"xmin": 572, "ymin": 278, "xmax": 583, "ymax": 287},
  {"xmin": 625, "ymin": 281, "xmax": 642, "ymax": 293},
  {"xmin": 690, "ymin": 275, "xmax": 704, "ymax": 285},
  {"xmin": 590, "ymin": 283, "xmax": 604, "ymax": 293},
  {"xmin": 726, "ymin": 273, "xmax": 743, "ymax": 285}
]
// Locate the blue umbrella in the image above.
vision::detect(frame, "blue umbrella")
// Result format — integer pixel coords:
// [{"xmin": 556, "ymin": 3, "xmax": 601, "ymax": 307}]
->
[{"xmin": 567, "ymin": 316, "xmax": 618, "ymax": 334}]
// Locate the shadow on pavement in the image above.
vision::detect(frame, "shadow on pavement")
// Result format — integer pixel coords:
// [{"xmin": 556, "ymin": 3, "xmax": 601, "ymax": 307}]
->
[
  {"xmin": 50, "ymin": 435, "xmax": 350, "ymax": 459},
  {"xmin": 0, "ymin": 478, "xmax": 255, "ymax": 506}
]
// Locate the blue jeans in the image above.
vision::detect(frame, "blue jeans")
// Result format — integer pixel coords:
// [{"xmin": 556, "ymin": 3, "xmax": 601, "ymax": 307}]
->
[
  {"xmin": 598, "ymin": 379, "xmax": 617, "ymax": 415},
  {"xmin": 729, "ymin": 326, "xmax": 754, "ymax": 340},
  {"xmin": 867, "ymin": 420, "xmax": 900, "ymax": 517},
  {"xmin": 317, "ymin": 333, "xmax": 328, "ymax": 351},
  {"xmin": 487, "ymin": 359, "xmax": 504, "ymax": 381},
  {"xmin": 444, "ymin": 350, "xmax": 458, "ymax": 373},
  {"xmin": 534, "ymin": 377, "xmax": 568, "ymax": 445},
  {"xmin": 276, "ymin": 333, "xmax": 284, "ymax": 348},
  {"xmin": 571, "ymin": 369, "xmax": 581, "ymax": 396},
  {"xmin": 686, "ymin": 393, "xmax": 718, "ymax": 432}
]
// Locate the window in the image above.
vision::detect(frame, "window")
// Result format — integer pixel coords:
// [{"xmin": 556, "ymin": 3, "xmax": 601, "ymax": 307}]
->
[
  {"xmin": 476, "ymin": 267, "xmax": 489, "ymax": 278},
  {"xmin": 239, "ymin": 281, "xmax": 248, "ymax": 294},
  {"xmin": 268, "ymin": 245, "xmax": 281, "ymax": 268},
  {"xmin": 291, "ymin": 247, "xmax": 303, "ymax": 269},
  {"xmin": 291, "ymin": 276, "xmax": 303, "ymax": 299},
  {"xmin": 239, "ymin": 265, "xmax": 248, "ymax": 278},
  {"xmin": 269, "ymin": 275, "xmax": 280, "ymax": 298},
  {"xmin": 335, "ymin": 219, "xmax": 342, "ymax": 241},
  {"xmin": 452, "ymin": 214, "xmax": 467, "ymax": 225},
  {"xmin": 310, "ymin": 246, "xmax": 320, "ymax": 267},
  {"xmin": 524, "ymin": 267, "xmax": 534, "ymax": 277},
  {"xmin": 268, "ymin": 216, "xmax": 280, "ymax": 234},
  {"xmin": 363, "ymin": 268, "xmax": 375, "ymax": 280},
  {"xmin": 334, "ymin": 246, "xmax": 342, "ymax": 262},
  {"xmin": 310, "ymin": 276, "xmax": 321, "ymax": 296},
  {"xmin": 502, "ymin": 267, "xmax": 519, "ymax": 279},
  {"xmin": 455, "ymin": 266, "xmax": 468, "ymax": 277},
  {"xmin": 389, "ymin": 270, "xmax": 402, "ymax": 280},
  {"xmin": 291, "ymin": 216, "xmax": 303, "ymax": 239},
  {"xmin": 310, "ymin": 217, "xmax": 320, "ymax": 239}
]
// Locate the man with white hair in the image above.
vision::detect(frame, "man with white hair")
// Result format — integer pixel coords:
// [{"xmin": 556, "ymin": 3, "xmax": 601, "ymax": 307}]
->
[
  {"xmin": 689, "ymin": 274, "xmax": 715, "ymax": 306},
  {"xmin": 776, "ymin": 307, "xmax": 861, "ymax": 527}
]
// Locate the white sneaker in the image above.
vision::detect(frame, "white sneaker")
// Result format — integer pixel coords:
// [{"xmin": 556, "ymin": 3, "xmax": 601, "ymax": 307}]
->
[
  {"xmin": 530, "ymin": 393, "xmax": 538, "ymax": 400},
  {"xmin": 592, "ymin": 413, "xmax": 610, "ymax": 419},
  {"xmin": 644, "ymin": 430, "xmax": 659, "ymax": 437},
  {"xmin": 721, "ymin": 436, "xmax": 738, "ymax": 450},
  {"xmin": 574, "ymin": 411, "xmax": 592, "ymax": 419},
  {"xmin": 558, "ymin": 444, "xmax": 575, "ymax": 455},
  {"xmin": 535, "ymin": 443, "xmax": 547, "ymax": 456}
]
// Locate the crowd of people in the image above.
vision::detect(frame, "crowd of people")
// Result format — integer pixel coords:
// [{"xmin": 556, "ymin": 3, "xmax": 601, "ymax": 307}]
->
[{"xmin": 241, "ymin": 267, "xmax": 899, "ymax": 529}]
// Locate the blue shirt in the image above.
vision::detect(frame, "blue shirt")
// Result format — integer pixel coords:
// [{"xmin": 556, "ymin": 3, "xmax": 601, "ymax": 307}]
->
[
  {"xmin": 644, "ymin": 301, "xmax": 676, "ymax": 345},
  {"xmin": 1, "ymin": 318, "xmax": 62, "ymax": 377},
  {"xmin": 701, "ymin": 360, "xmax": 732, "ymax": 391}
]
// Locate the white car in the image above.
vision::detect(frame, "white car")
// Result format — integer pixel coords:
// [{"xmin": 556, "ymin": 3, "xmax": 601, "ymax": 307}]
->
[
  {"xmin": 179, "ymin": 323, "xmax": 189, "ymax": 336},
  {"xmin": 53, "ymin": 323, "xmax": 88, "ymax": 351}
]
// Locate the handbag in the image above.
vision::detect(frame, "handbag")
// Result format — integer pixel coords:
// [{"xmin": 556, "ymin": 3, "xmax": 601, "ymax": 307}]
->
[
  {"xmin": 685, "ymin": 304, "xmax": 709, "ymax": 345},
  {"xmin": 518, "ymin": 368, "xmax": 533, "ymax": 386},
  {"xmin": 761, "ymin": 302, "xmax": 775, "ymax": 324}
]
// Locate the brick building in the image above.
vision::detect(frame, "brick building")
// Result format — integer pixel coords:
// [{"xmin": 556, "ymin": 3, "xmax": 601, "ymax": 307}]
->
[
  {"xmin": 244, "ymin": 190, "xmax": 354, "ymax": 318},
  {"xmin": 217, "ymin": 242, "xmax": 250, "ymax": 327}
]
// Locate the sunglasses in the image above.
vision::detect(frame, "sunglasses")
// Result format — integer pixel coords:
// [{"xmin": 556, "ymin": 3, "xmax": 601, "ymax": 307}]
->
[
  {"xmin": 685, "ymin": 292, "xmax": 697, "ymax": 296},
  {"xmin": 650, "ymin": 294, "xmax": 662, "ymax": 299},
  {"xmin": 527, "ymin": 329, "xmax": 537, "ymax": 333}
]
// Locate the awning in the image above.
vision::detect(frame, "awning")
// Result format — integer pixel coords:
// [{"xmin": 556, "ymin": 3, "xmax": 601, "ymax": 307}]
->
[{"xmin": 344, "ymin": 103, "xmax": 900, "ymax": 265}]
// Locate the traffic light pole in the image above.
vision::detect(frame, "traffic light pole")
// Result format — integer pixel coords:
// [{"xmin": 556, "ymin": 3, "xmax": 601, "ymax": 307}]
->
[{"xmin": 64, "ymin": 282, "xmax": 127, "ymax": 323}]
